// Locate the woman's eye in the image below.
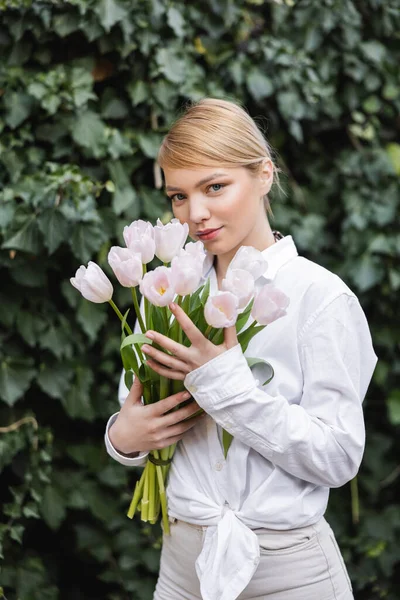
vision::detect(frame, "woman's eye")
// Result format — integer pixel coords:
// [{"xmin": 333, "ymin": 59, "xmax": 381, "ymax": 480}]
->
[
  {"xmin": 170, "ymin": 193, "xmax": 185, "ymax": 202},
  {"xmin": 209, "ymin": 183, "xmax": 224, "ymax": 192}
]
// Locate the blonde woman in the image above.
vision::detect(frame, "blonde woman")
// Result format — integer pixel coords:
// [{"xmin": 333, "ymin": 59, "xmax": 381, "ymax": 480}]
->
[{"xmin": 105, "ymin": 99, "xmax": 377, "ymax": 600}]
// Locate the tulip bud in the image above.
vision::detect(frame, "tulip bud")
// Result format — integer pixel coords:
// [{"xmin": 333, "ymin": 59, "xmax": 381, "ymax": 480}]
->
[
  {"xmin": 251, "ymin": 283, "xmax": 290, "ymax": 325},
  {"xmin": 229, "ymin": 246, "xmax": 268, "ymax": 281},
  {"xmin": 154, "ymin": 218, "xmax": 189, "ymax": 263},
  {"xmin": 139, "ymin": 266, "xmax": 176, "ymax": 307},
  {"xmin": 108, "ymin": 247, "xmax": 143, "ymax": 288},
  {"xmin": 171, "ymin": 253, "xmax": 203, "ymax": 296},
  {"xmin": 221, "ymin": 268, "xmax": 255, "ymax": 309},
  {"xmin": 204, "ymin": 291, "xmax": 239, "ymax": 328},
  {"xmin": 70, "ymin": 262, "xmax": 113, "ymax": 303},
  {"xmin": 123, "ymin": 219, "xmax": 155, "ymax": 264}
]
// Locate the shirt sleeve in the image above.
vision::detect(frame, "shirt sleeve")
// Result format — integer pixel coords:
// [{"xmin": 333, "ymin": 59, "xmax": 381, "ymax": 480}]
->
[
  {"xmin": 104, "ymin": 299, "xmax": 149, "ymax": 467},
  {"xmin": 184, "ymin": 294, "xmax": 378, "ymax": 488}
]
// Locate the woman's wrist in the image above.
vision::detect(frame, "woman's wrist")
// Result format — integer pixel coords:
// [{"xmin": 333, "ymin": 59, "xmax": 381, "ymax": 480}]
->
[{"xmin": 108, "ymin": 422, "xmax": 140, "ymax": 457}]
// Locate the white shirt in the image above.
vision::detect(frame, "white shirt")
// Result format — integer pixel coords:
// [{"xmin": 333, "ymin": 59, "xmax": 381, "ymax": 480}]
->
[{"xmin": 105, "ymin": 236, "xmax": 377, "ymax": 600}]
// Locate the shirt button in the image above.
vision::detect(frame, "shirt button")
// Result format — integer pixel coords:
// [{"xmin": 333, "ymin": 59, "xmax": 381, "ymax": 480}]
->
[
  {"xmin": 215, "ymin": 462, "xmax": 223, "ymax": 471},
  {"xmin": 253, "ymin": 557, "xmax": 259, "ymax": 566},
  {"xmin": 188, "ymin": 385, "xmax": 197, "ymax": 394}
]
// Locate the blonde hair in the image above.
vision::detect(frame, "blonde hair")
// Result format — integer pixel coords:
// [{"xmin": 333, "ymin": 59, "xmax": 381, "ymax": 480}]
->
[{"xmin": 157, "ymin": 98, "xmax": 279, "ymax": 213}]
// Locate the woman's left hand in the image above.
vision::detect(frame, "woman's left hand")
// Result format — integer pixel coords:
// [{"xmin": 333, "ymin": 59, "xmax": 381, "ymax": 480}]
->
[{"xmin": 141, "ymin": 302, "xmax": 238, "ymax": 380}]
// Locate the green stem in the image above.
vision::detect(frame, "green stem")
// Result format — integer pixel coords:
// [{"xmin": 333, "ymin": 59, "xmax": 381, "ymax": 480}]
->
[
  {"xmin": 109, "ymin": 299, "xmax": 133, "ymax": 335},
  {"xmin": 131, "ymin": 287, "xmax": 146, "ymax": 333},
  {"xmin": 204, "ymin": 325, "xmax": 212, "ymax": 339},
  {"xmin": 160, "ymin": 375, "xmax": 170, "ymax": 401},
  {"xmin": 351, "ymin": 476, "xmax": 360, "ymax": 525}
]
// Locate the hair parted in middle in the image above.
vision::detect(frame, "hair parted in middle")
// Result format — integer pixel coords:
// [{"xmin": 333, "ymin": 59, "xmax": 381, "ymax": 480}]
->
[{"xmin": 157, "ymin": 98, "xmax": 279, "ymax": 213}]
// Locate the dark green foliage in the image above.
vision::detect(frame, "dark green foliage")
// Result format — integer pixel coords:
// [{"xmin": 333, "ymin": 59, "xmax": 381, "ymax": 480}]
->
[{"xmin": 0, "ymin": 0, "xmax": 399, "ymax": 598}]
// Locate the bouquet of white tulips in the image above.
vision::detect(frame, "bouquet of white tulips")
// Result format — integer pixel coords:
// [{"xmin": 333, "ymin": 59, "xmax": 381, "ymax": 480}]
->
[{"xmin": 70, "ymin": 218, "xmax": 289, "ymax": 534}]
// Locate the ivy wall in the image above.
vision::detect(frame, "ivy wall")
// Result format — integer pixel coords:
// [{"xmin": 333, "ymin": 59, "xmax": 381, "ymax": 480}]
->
[{"xmin": 0, "ymin": 0, "xmax": 399, "ymax": 598}]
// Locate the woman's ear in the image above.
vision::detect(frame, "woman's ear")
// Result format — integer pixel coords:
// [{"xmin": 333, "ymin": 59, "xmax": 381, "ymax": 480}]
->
[{"xmin": 259, "ymin": 159, "xmax": 274, "ymax": 195}]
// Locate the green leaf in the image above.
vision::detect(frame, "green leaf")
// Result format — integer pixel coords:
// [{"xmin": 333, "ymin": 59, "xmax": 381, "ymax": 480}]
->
[
  {"xmin": 39, "ymin": 325, "xmax": 73, "ymax": 359},
  {"xmin": 127, "ymin": 80, "xmax": 148, "ymax": 106},
  {"xmin": 62, "ymin": 366, "xmax": 95, "ymax": 420},
  {"xmin": 246, "ymin": 69, "xmax": 273, "ymax": 101},
  {"xmin": 2, "ymin": 215, "xmax": 42, "ymax": 254},
  {"xmin": 167, "ymin": 6, "xmax": 185, "ymax": 37},
  {"xmin": 246, "ymin": 357, "xmax": 274, "ymax": 386},
  {"xmin": 113, "ymin": 186, "xmax": 137, "ymax": 215},
  {"xmin": 361, "ymin": 41, "xmax": 386, "ymax": 63},
  {"xmin": 71, "ymin": 110, "xmax": 106, "ymax": 155},
  {"xmin": 37, "ymin": 208, "xmax": 70, "ymax": 254},
  {"xmin": 238, "ymin": 324, "xmax": 264, "ymax": 353},
  {"xmin": 137, "ymin": 132, "xmax": 163, "ymax": 159},
  {"xmin": 70, "ymin": 222, "xmax": 107, "ymax": 263},
  {"xmin": 77, "ymin": 299, "xmax": 108, "ymax": 341},
  {"xmin": 16, "ymin": 311, "xmax": 46, "ymax": 346},
  {"xmin": 386, "ymin": 143, "xmax": 400, "ymax": 176},
  {"xmin": 0, "ymin": 361, "xmax": 36, "ymax": 406},
  {"xmin": 37, "ymin": 363, "xmax": 74, "ymax": 400},
  {"xmin": 235, "ymin": 300, "xmax": 254, "ymax": 334},
  {"xmin": 41, "ymin": 485, "xmax": 66, "ymax": 530},
  {"xmin": 222, "ymin": 428, "xmax": 233, "ymax": 459},
  {"xmin": 96, "ymin": 0, "xmax": 128, "ymax": 32},
  {"xmin": 3, "ymin": 91, "xmax": 33, "ymax": 128},
  {"xmin": 121, "ymin": 333, "xmax": 153, "ymax": 350},
  {"xmin": 156, "ymin": 47, "xmax": 187, "ymax": 83},
  {"xmin": 387, "ymin": 390, "xmax": 400, "ymax": 426}
]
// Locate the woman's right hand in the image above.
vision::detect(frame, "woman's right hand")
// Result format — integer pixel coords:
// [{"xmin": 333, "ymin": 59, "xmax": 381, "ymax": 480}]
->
[{"xmin": 108, "ymin": 377, "xmax": 205, "ymax": 455}]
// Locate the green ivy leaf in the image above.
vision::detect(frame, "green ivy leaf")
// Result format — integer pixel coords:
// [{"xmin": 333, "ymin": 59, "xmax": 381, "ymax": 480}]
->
[
  {"xmin": 71, "ymin": 111, "xmax": 106, "ymax": 156},
  {"xmin": 2, "ymin": 215, "xmax": 42, "ymax": 254},
  {"xmin": 387, "ymin": 390, "xmax": 400, "ymax": 426},
  {"xmin": 167, "ymin": 6, "xmax": 185, "ymax": 37},
  {"xmin": 0, "ymin": 360, "xmax": 36, "ymax": 406},
  {"xmin": 3, "ymin": 91, "xmax": 33, "ymax": 128},
  {"xmin": 246, "ymin": 69, "xmax": 273, "ymax": 101},
  {"xmin": 37, "ymin": 363, "xmax": 74, "ymax": 400},
  {"xmin": 76, "ymin": 299, "xmax": 108, "ymax": 341},
  {"xmin": 37, "ymin": 208, "xmax": 70, "ymax": 254},
  {"xmin": 41, "ymin": 485, "xmax": 66, "ymax": 530},
  {"xmin": 96, "ymin": 0, "xmax": 128, "ymax": 32}
]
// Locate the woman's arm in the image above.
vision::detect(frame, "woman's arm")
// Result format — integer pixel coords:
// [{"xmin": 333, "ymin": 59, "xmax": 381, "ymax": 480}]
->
[{"xmin": 183, "ymin": 294, "xmax": 377, "ymax": 488}]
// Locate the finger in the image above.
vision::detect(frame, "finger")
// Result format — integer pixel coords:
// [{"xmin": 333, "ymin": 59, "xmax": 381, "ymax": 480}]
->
[
  {"xmin": 224, "ymin": 325, "xmax": 238, "ymax": 349},
  {"xmin": 145, "ymin": 358, "xmax": 186, "ymax": 381},
  {"xmin": 169, "ymin": 302, "xmax": 205, "ymax": 346},
  {"xmin": 142, "ymin": 344, "xmax": 190, "ymax": 373},
  {"xmin": 126, "ymin": 376, "xmax": 143, "ymax": 404},
  {"xmin": 145, "ymin": 330, "xmax": 185, "ymax": 358},
  {"xmin": 150, "ymin": 389, "xmax": 192, "ymax": 417},
  {"xmin": 161, "ymin": 413, "xmax": 205, "ymax": 442},
  {"xmin": 162, "ymin": 401, "xmax": 202, "ymax": 426}
]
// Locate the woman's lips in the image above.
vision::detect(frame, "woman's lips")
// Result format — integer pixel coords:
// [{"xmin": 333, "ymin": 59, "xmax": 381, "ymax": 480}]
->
[{"xmin": 196, "ymin": 227, "xmax": 223, "ymax": 241}]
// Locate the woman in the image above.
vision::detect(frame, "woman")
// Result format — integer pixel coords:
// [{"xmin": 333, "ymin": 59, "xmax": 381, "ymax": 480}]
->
[{"xmin": 105, "ymin": 98, "xmax": 377, "ymax": 600}]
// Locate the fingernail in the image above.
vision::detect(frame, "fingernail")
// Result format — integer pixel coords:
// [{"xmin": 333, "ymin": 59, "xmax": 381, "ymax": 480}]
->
[
  {"xmin": 146, "ymin": 331, "xmax": 154, "ymax": 339},
  {"xmin": 170, "ymin": 302, "xmax": 177, "ymax": 310},
  {"xmin": 182, "ymin": 391, "xmax": 191, "ymax": 399},
  {"xmin": 142, "ymin": 345, "xmax": 149, "ymax": 352}
]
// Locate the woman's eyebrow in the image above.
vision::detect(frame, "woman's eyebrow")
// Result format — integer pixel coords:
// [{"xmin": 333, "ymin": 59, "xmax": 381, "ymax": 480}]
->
[{"xmin": 165, "ymin": 172, "xmax": 229, "ymax": 193}]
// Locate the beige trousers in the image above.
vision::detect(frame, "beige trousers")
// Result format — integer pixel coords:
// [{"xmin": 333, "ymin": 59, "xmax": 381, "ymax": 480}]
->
[{"xmin": 153, "ymin": 517, "xmax": 354, "ymax": 600}]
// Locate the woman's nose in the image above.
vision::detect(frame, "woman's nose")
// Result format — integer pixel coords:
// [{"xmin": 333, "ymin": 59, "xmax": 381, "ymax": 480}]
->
[{"xmin": 189, "ymin": 198, "xmax": 210, "ymax": 224}]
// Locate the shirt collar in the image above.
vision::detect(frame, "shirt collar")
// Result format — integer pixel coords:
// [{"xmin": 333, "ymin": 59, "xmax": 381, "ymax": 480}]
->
[
  {"xmin": 202, "ymin": 235, "xmax": 298, "ymax": 282},
  {"xmin": 260, "ymin": 235, "xmax": 298, "ymax": 281}
]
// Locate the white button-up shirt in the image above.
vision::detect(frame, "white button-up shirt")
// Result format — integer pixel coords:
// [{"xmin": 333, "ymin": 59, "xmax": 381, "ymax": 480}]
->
[{"xmin": 105, "ymin": 236, "xmax": 377, "ymax": 600}]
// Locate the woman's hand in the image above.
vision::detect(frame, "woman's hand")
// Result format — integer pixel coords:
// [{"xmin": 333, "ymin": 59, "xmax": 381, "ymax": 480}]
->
[
  {"xmin": 109, "ymin": 377, "xmax": 205, "ymax": 455},
  {"xmin": 141, "ymin": 302, "xmax": 238, "ymax": 381}
]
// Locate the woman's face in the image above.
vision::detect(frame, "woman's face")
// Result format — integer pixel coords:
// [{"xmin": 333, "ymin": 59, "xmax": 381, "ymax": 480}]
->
[{"xmin": 163, "ymin": 163, "xmax": 273, "ymax": 259}]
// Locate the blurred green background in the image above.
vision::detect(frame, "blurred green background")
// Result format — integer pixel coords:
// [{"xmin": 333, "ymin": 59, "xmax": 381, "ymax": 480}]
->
[{"xmin": 0, "ymin": 0, "xmax": 399, "ymax": 598}]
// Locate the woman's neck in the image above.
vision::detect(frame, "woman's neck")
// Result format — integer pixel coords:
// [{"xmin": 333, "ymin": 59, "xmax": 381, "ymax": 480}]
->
[{"xmin": 215, "ymin": 218, "xmax": 276, "ymax": 287}]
